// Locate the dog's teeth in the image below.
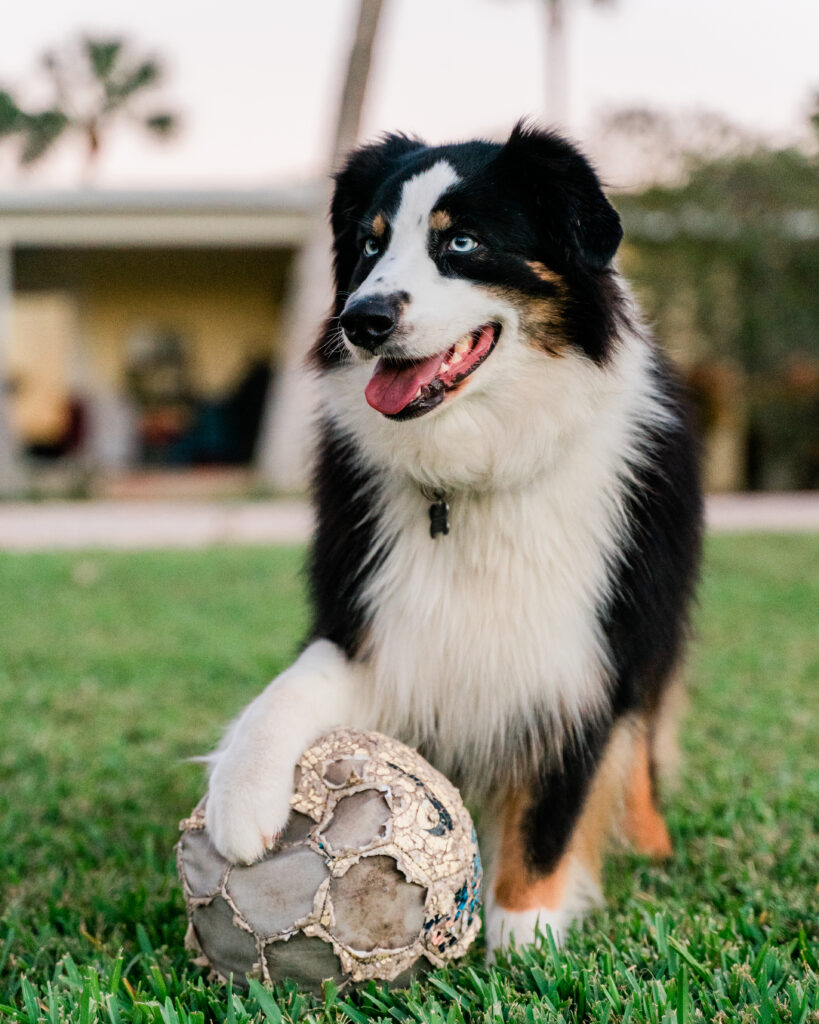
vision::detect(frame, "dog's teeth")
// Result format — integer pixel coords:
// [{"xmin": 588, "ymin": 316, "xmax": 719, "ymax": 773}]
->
[
  {"xmin": 454, "ymin": 339, "xmax": 470, "ymax": 354},
  {"xmin": 414, "ymin": 387, "xmax": 422, "ymax": 399},
  {"xmin": 440, "ymin": 360, "xmax": 450, "ymax": 373},
  {"xmin": 449, "ymin": 351, "xmax": 463, "ymax": 366}
]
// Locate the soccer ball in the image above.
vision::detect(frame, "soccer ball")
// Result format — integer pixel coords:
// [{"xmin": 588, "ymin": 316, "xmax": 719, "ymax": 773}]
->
[{"xmin": 177, "ymin": 729, "xmax": 482, "ymax": 993}]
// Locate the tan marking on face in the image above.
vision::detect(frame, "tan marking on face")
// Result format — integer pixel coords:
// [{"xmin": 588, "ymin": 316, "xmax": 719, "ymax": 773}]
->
[
  {"xmin": 429, "ymin": 209, "xmax": 452, "ymax": 231},
  {"xmin": 483, "ymin": 283, "xmax": 568, "ymax": 356},
  {"xmin": 493, "ymin": 720, "xmax": 636, "ymax": 913},
  {"xmin": 624, "ymin": 727, "xmax": 673, "ymax": 859},
  {"xmin": 371, "ymin": 212, "xmax": 387, "ymax": 237},
  {"xmin": 525, "ymin": 260, "xmax": 564, "ymax": 286}
]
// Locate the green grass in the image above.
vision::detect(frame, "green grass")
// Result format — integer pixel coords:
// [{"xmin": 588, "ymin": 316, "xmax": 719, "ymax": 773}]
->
[{"xmin": 1, "ymin": 536, "xmax": 817, "ymax": 1023}]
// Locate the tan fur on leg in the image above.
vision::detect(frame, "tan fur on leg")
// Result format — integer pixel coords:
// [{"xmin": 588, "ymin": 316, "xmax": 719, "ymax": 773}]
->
[
  {"xmin": 493, "ymin": 792, "xmax": 571, "ymax": 912},
  {"xmin": 624, "ymin": 724, "xmax": 673, "ymax": 859}
]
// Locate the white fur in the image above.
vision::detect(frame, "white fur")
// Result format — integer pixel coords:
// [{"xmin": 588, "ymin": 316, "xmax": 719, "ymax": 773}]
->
[{"xmin": 206, "ymin": 640, "xmax": 372, "ymax": 864}]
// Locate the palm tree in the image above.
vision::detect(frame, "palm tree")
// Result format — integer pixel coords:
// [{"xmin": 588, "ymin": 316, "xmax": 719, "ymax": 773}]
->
[
  {"xmin": 255, "ymin": 0, "xmax": 385, "ymax": 492},
  {"xmin": 0, "ymin": 35, "xmax": 177, "ymax": 173}
]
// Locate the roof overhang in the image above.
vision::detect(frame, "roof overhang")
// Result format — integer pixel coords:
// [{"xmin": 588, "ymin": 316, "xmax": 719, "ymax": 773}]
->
[{"xmin": 0, "ymin": 188, "xmax": 320, "ymax": 249}]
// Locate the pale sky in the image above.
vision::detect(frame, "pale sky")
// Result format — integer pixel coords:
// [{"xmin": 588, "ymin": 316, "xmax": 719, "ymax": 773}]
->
[{"xmin": 0, "ymin": 0, "xmax": 816, "ymax": 190}]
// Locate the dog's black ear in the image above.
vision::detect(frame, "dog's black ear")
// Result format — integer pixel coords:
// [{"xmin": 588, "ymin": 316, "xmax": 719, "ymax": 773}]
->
[
  {"xmin": 496, "ymin": 121, "xmax": 622, "ymax": 272},
  {"xmin": 330, "ymin": 134, "xmax": 425, "ymax": 290}
]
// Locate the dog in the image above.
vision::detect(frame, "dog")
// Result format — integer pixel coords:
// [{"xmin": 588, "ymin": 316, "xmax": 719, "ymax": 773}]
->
[{"xmin": 205, "ymin": 122, "xmax": 703, "ymax": 952}]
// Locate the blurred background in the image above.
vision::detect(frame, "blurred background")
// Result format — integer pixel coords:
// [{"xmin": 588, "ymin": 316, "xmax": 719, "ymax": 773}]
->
[{"xmin": 0, "ymin": 0, "xmax": 816, "ymax": 515}]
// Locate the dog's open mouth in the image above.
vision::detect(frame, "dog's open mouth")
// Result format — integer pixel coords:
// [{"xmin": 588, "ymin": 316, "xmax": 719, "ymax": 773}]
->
[{"xmin": 364, "ymin": 322, "xmax": 501, "ymax": 420}]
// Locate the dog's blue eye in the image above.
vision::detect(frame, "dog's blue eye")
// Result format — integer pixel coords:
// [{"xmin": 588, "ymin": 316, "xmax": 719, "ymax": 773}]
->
[
  {"xmin": 448, "ymin": 235, "xmax": 479, "ymax": 253},
  {"xmin": 362, "ymin": 238, "xmax": 380, "ymax": 258}
]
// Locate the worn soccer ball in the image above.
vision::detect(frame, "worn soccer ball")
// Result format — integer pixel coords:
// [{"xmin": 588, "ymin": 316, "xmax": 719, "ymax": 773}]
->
[{"xmin": 177, "ymin": 729, "xmax": 482, "ymax": 993}]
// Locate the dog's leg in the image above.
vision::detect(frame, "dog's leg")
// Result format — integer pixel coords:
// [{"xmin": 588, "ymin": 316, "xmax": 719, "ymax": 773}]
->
[
  {"xmin": 205, "ymin": 639, "xmax": 369, "ymax": 864},
  {"xmin": 623, "ymin": 717, "xmax": 673, "ymax": 859},
  {"xmin": 485, "ymin": 720, "xmax": 633, "ymax": 953}
]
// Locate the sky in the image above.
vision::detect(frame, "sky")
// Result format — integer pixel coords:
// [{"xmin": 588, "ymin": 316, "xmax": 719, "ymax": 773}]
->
[{"xmin": 0, "ymin": 0, "xmax": 816, "ymax": 191}]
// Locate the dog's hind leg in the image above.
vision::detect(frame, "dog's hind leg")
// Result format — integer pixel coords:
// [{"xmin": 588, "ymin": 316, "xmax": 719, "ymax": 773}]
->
[
  {"xmin": 485, "ymin": 719, "xmax": 634, "ymax": 953},
  {"xmin": 623, "ymin": 716, "xmax": 673, "ymax": 859},
  {"xmin": 623, "ymin": 670, "xmax": 686, "ymax": 859}
]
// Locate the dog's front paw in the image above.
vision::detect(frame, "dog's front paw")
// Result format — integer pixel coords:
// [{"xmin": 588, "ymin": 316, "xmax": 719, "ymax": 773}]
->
[{"xmin": 205, "ymin": 746, "xmax": 295, "ymax": 864}]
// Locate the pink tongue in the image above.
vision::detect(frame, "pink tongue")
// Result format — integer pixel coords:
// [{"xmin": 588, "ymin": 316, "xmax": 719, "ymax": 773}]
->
[{"xmin": 365, "ymin": 352, "xmax": 446, "ymax": 416}]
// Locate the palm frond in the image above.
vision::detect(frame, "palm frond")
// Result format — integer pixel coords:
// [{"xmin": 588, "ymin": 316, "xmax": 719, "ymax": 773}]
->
[
  {"xmin": 110, "ymin": 59, "xmax": 161, "ymax": 103},
  {"xmin": 19, "ymin": 109, "xmax": 69, "ymax": 165},
  {"xmin": 0, "ymin": 89, "xmax": 23, "ymax": 137},
  {"xmin": 143, "ymin": 112, "xmax": 176, "ymax": 137},
  {"xmin": 85, "ymin": 38, "xmax": 123, "ymax": 81}
]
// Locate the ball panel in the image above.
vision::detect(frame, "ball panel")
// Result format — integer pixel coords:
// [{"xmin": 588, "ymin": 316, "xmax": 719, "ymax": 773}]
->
[
  {"xmin": 178, "ymin": 828, "xmax": 227, "ymax": 898},
  {"xmin": 279, "ymin": 811, "xmax": 315, "ymax": 846},
  {"xmin": 323, "ymin": 757, "xmax": 368, "ymax": 787},
  {"xmin": 228, "ymin": 845, "xmax": 328, "ymax": 936},
  {"xmin": 265, "ymin": 933, "xmax": 344, "ymax": 996},
  {"xmin": 329, "ymin": 855, "xmax": 426, "ymax": 951},
  {"xmin": 190, "ymin": 896, "xmax": 258, "ymax": 981},
  {"xmin": 321, "ymin": 790, "xmax": 391, "ymax": 851}
]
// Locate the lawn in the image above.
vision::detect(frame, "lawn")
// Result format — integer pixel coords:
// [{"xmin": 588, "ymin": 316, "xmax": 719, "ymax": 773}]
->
[{"xmin": 1, "ymin": 535, "xmax": 817, "ymax": 1023}]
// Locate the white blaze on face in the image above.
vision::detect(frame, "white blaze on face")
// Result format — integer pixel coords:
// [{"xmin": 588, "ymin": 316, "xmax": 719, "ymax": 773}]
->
[{"xmin": 350, "ymin": 161, "xmax": 513, "ymax": 360}]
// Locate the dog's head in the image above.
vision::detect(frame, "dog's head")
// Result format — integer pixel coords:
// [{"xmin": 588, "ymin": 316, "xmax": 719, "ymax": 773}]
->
[{"xmin": 317, "ymin": 123, "xmax": 625, "ymax": 430}]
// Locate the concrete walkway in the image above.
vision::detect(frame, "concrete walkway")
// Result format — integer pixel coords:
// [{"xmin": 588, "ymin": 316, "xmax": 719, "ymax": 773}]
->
[{"xmin": 0, "ymin": 493, "xmax": 816, "ymax": 552}]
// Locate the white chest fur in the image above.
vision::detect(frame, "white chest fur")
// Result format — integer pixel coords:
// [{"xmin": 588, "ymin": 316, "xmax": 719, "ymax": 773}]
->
[{"xmin": 359, "ymin": 443, "xmax": 628, "ymax": 789}]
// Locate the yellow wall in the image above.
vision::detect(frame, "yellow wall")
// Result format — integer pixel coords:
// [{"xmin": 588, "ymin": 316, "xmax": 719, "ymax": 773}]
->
[
  {"xmin": 9, "ymin": 246, "xmax": 294, "ymax": 450},
  {"xmin": 13, "ymin": 245, "xmax": 292, "ymax": 390},
  {"xmin": 8, "ymin": 292, "xmax": 77, "ymax": 443},
  {"xmin": 71, "ymin": 249, "xmax": 291, "ymax": 399}
]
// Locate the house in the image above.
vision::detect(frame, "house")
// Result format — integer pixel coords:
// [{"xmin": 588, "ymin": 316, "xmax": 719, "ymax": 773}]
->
[
  {"xmin": 0, "ymin": 189, "xmax": 314, "ymax": 484},
  {"xmin": 3, "ymin": 184, "xmax": 814, "ymax": 495}
]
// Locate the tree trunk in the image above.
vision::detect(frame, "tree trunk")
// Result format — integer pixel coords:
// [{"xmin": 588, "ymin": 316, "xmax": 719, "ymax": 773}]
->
[
  {"xmin": 544, "ymin": 0, "xmax": 568, "ymax": 128},
  {"xmin": 255, "ymin": 0, "xmax": 385, "ymax": 492}
]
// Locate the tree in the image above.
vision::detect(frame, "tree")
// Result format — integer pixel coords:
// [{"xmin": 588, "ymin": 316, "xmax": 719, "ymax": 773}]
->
[
  {"xmin": 0, "ymin": 35, "xmax": 177, "ymax": 174},
  {"xmin": 538, "ymin": 0, "xmax": 614, "ymax": 127},
  {"xmin": 255, "ymin": 0, "xmax": 385, "ymax": 492}
]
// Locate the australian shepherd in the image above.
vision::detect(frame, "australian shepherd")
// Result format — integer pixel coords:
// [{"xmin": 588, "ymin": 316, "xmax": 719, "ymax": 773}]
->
[{"xmin": 206, "ymin": 123, "xmax": 703, "ymax": 952}]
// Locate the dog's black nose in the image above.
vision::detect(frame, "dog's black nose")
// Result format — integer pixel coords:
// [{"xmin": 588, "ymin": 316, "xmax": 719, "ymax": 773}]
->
[{"xmin": 340, "ymin": 295, "xmax": 400, "ymax": 351}]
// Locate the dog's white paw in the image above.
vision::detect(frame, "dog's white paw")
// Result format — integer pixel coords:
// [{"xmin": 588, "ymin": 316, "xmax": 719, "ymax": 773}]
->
[
  {"xmin": 484, "ymin": 905, "xmax": 568, "ymax": 956},
  {"xmin": 205, "ymin": 746, "xmax": 295, "ymax": 865}
]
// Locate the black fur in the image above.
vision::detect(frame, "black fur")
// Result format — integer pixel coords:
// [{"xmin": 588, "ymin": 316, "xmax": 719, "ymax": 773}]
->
[
  {"xmin": 525, "ymin": 713, "xmax": 613, "ymax": 874},
  {"xmin": 307, "ymin": 424, "xmax": 386, "ymax": 658},
  {"xmin": 603, "ymin": 364, "xmax": 703, "ymax": 717}
]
